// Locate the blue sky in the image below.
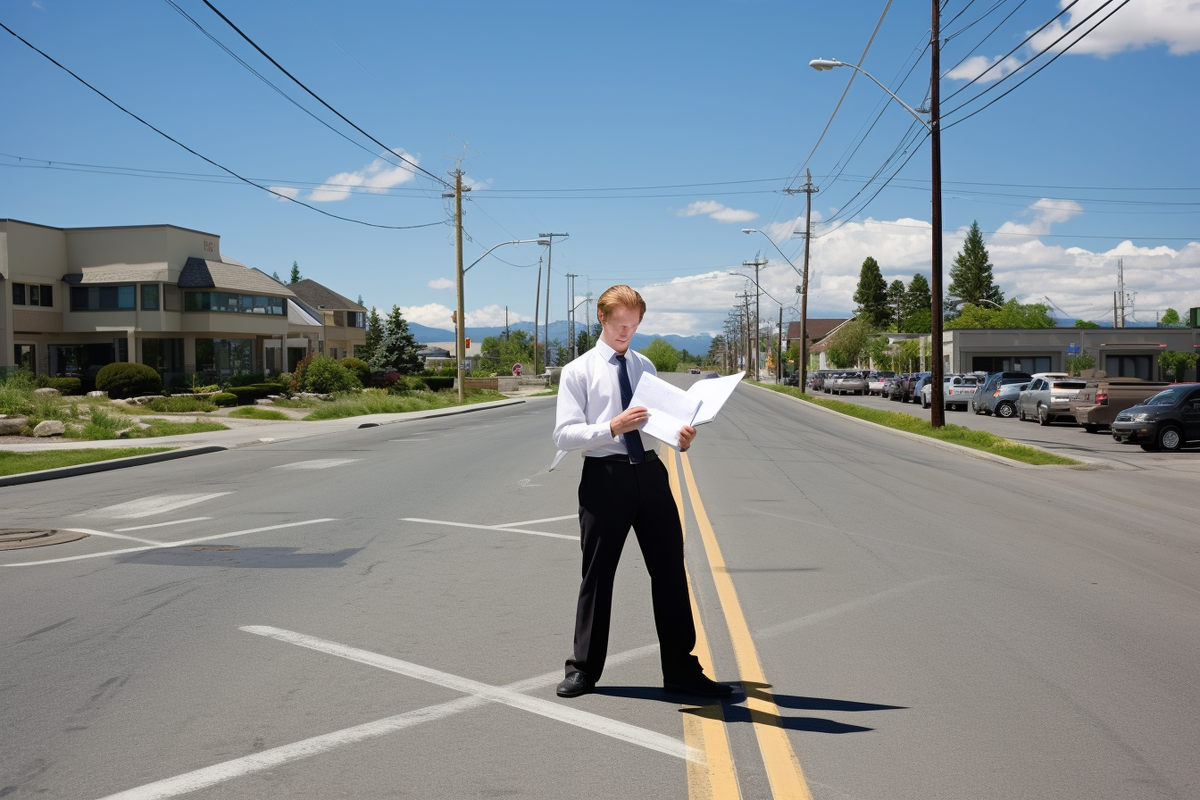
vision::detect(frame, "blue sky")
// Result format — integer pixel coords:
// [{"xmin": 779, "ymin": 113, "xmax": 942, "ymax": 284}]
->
[{"xmin": 3, "ymin": 0, "xmax": 1198, "ymax": 337}]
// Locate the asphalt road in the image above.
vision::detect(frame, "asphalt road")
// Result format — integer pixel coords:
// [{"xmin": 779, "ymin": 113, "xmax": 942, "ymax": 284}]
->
[{"xmin": 2, "ymin": 378, "xmax": 1198, "ymax": 799}]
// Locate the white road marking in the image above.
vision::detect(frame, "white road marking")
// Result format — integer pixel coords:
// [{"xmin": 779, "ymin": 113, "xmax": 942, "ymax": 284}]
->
[
  {"xmin": 244, "ymin": 626, "xmax": 698, "ymax": 762},
  {"xmin": 2, "ymin": 519, "xmax": 337, "ymax": 567},
  {"xmin": 62, "ymin": 528, "xmax": 162, "ymax": 546},
  {"xmin": 273, "ymin": 459, "xmax": 359, "ymax": 470},
  {"xmin": 495, "ymin": 514, "xmax": 576, "ymax": 528},
  {"xmin": 91, "ymin": 641, "xmax": 661, "ymax": 800},
  {"xmin": 82, "ymin": 493, "xmax": 231, "ymax": 520},
  {"xmin": 114, "ymin": 518, "xmax": 211, "ymax": 532},
  {"xmin": 401, "ymin": 518, "xmax": 579, "ymax": 541}
]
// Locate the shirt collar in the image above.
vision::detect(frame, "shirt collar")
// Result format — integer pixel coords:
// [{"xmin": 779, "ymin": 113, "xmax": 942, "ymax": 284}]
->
[{"xmin": 595, "ymin": 338, "xmax": 625, "ymax": 363}]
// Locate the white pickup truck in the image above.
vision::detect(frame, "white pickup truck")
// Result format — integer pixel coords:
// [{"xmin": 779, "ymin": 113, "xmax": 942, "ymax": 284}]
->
[{"xmin": 921, "ymin": 374, "xmax": 979, "ymax": 411}]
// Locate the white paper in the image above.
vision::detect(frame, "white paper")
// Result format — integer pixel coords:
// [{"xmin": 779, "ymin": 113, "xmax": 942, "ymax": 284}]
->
[
  {"xmin": 548, "ymin": 449, "xmax": 569, "ymax": 471},
  {"xmin": 687, "ymin": 372, "xmax": 744, "ymax": 425},
  {"xmin": 628, "ymin": 373, "xmax": 703, "ymax": 448}
]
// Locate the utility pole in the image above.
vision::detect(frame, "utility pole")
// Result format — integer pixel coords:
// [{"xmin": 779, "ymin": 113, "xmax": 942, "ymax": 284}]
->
[
  {"xmin": 778, "ymin": 306, "xmax": 784, "ymax": 383},
  {"xmin": 443, "ymin": 170, "xmax": 471, "ymax": 403},
  {"xmin": 743, "ymin": 256, "xmax": 767, "ymax": 381},
  {"xmin": 928, "ymin": 0, "xmax": 946, "ymax": 427},
  {"xmin": 566, "ymin": 273, "xmax": 578, "ymax": 359},
  {"xmin": 539, "ymin": 233, "xmax": 568, "ymax": 371},
  {"xmin": 533, "ymin": 256, "xmax": 542, "ymax": 375},
  {"xmin": 785, "ymin": 169, "xmax": 818, "ymax": 393},
  {"xmin": 736, "ymin": 291, "xmax": 753, "ymax": 377}
]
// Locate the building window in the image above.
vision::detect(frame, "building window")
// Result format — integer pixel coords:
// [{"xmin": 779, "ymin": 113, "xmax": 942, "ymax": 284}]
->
[
  {"xmin": 11, "ymin": 283, "xmax": 54, "ymax": 307},
  {"xmin": 142, "ymin": 284, "xmax": 160, "ymax": 310},
  {"xmin": 184, "ymin": 291, "xmax": 284, "ymax": 315},
  {"xmin": 163, "ymin": 284, "xmax": 182, "ymax": 312},
  {"xmin": 15, "ymin": 344, "xmax": 35, "ymax": 371},
  {"xmin": 346, "ymin": 311, "xmax": 366, "ymax": 328},
  {"xmin": 1105, "ymin": 354, "xmax": 1153, "ymax": 380},
  {"xmin": 70, "ymin": 284, "xmax": 136, "ymax": 311},
  {"xmin": 142, "ymin": 338, "xmax": 184, "ymax": 375},
  {"xmin": 195, "ymin": 338, "xmax": 254, "ymax": 377}
]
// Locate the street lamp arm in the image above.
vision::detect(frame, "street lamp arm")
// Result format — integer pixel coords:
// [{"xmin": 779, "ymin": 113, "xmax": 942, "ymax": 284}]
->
[
  {"xmin": 808, "ymin": 59, "xmax": 931, "ymax": 131},
  {"xmin": 741, "ymin": 228, "xmax": 803, "ymax": 279},
  {"xmin": 465, "ymin": 238, "xmax": 546, "ymax": 273}
]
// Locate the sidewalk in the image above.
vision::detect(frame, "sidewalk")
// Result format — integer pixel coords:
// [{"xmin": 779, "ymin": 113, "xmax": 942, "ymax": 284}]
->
[{"xmin": 0, "ymin": 395, "xmax": 551, "ymax": 486}]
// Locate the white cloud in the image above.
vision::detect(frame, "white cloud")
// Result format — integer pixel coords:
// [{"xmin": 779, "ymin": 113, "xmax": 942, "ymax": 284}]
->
[
  {"xmin": 398, "ymin": 302, "xmax": 531, "ymax": 330},
  {"xmin": 268, "ymin": 186, "xmax": 300, "ymax": 202},
  {"xmin": 32, "ymin": 1, "xmax": 45, "ymax": 9},
  {"xmin": 1032, "ymin": 0, "xmax": 1200, "ymax": 57},
  {"xmin": 945, "ymin": 54, "xmax": 1025, "ymax": 84},
  {"xmin": 427, "ymin": 277, "xmax": 454, "ymax": 290},
  {"xmin": 677, "ymin": 200, "xmax": 759, "ymax": 224},
  {"xmin": 307, "ymin": 149, "xmax": 419, "ymax": 203}
]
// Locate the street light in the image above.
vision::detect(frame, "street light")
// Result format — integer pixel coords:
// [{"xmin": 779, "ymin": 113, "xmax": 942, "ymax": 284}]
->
[
  {"xmin": 743, "ymin": 228, "xmax": 808, "ymax": 390},
  {"xmin": 728, "ymin": 269, "xmax": 788, "ymax": 382},
  {"xmin": 810, "ymin": 27, "xmax": 946, "ymax": 425}
]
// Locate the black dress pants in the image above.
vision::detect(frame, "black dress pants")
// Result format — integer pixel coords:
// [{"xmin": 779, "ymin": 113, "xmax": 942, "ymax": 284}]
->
[{"xmin": 566, "ymin": 455, "xmax": 702, "ymax": 683}]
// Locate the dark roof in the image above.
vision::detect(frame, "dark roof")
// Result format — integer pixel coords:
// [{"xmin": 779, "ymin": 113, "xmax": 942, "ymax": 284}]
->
[
  {"xmin": 786, "ymin": 318, "xmax": 849, "ymax": 344},
  {"xmin": 178, "ymin": 258, "xmax": 294, "ymax": 296},
  {"xmin": 288, "ymin": 279, "xmax": 366, "ymax": 312}
]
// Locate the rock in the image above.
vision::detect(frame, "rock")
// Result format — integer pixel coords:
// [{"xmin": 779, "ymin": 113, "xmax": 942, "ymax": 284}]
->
[
  {"xmin": 34, "ymin": 387, "xmax": 61, "ymax": 397},
  {"xmin": 33, "ymin": 420, "xmax": 66, "ymax": 437},
  {"xmin": 116, "ymin": 422, "xmax": 151, "ymax": 439},
  {"xmin": 87, "ymin": 390, "xmax": 108, "ymax": 398},
  {"xmin": 0, "ymin": 416, "xmax": 29, "ymax": 435}
]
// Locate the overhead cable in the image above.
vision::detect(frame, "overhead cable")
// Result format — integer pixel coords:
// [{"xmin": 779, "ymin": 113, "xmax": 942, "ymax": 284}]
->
[{"xmin": 0, "ymin": 21, "xmax": 445, "ymax": 231}]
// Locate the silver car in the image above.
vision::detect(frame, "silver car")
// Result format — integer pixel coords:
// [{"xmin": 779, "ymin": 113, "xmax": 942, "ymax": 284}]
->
[
  {"xmin": 985, "ymin": 381, "xmax": 1028, "ymax": 419},
  {"xmin": 1018, "ymin": 376, "xmax": 1087, "ymax": 425}
]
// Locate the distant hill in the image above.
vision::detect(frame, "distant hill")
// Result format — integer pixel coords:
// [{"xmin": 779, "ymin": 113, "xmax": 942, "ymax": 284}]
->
[{"xmin": 408, "ymin": 320, "xmax": 713, "ymax": 357}]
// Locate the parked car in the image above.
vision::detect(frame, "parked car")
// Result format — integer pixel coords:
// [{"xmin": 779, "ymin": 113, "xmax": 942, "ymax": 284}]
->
[
  {"xmin": 832, "ymin": 372, "xmax": 868, "ymax": 395},
  {"xmin": 783, "ymin": 371, "xmax": 799, "ymax": 386},
  {"xmin": 811, "ymin": 370, "xmax": 839, "ymax": 392},
  {"xmin": 909, "ymin": 372, "xmax": 935, "ymax": 404},
  {"xmin": 867, "ymin": 370, "xmax": 895, "ymax": 396},
  {"xmin": 921, "ymin": 374, "xmax": 978, "ymax": 411},
  {"xmin": 1111, "ymin": 383, "xmax": 1200, "ymax": 451},
  {"xmin": 1018, "ymin": 376, "xmax": 1087, "ymax": 425},
  {"xmin": 1069, "ymin": 377, "xmax": 1172, "ymax": 433},
  {"xmin": 882, "ymin": 374, "xmax": 908, "ymax": 401},
  {"xmin": 986, "ymin": 381, "xmax": 1029, "ymax": 418},
  {"xmin": 972, "ymin": 371, "xmax": 1033, "ymax": 414}
]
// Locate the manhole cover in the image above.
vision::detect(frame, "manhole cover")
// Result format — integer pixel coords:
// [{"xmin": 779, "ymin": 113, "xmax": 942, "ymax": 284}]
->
[{"xmin": 0, "ymin": 529, "xmax": 89, "ymax": 551}]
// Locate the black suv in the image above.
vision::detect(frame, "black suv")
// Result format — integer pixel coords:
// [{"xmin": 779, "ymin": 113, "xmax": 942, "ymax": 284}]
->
[
  {"xmin": 1111, "ymin": 383, "xmax": 1200, "ymax": 451},
  {"xmin": 972, "ymin": 371, "xmax": 1033, "ymax": 414}
]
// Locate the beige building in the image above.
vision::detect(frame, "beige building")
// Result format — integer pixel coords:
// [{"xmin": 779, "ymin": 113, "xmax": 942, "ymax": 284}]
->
[
  {"xmin": 0, "ymin": 218, "xmax": 361, "ymax": 387},
  {"xmin": 286, "ymin": 279, "xmax": 367, "ymax": 363}
]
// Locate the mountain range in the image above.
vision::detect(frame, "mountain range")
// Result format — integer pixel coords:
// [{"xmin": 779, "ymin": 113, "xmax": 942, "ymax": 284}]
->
[{"xmin": 407, "ymin": 321, "xmax": 714, "ymax": 356}]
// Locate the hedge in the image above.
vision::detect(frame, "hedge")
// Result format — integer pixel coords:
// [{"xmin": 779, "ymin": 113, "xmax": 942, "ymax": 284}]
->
[
  {"xmin": 95, "ymin": 362, "xmax": 162, "ymax": 399},
  {"xmin": 211, "ymin": 392, "xmax": 238, "ymax": 407},
  {"xmin": 423, "ymin": 376, "xmax": 454, "ymax": 391}
]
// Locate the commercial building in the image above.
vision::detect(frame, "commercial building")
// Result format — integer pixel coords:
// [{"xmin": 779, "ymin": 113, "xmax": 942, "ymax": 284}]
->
[{"xmin": 1, "ymin": 218, "xmax": 362, "ymax": 386}]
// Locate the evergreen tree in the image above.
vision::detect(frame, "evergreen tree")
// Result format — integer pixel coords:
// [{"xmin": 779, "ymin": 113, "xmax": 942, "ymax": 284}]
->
[
  {"xmin": 289, "ymin": 261, "xmax": 302, "ymax": 284},
  {"xmin": 370, "ymin": 306, "xmax": 422, "ymax": 374},
  {"xmin": 886, "ymin": 280, "xmax": 906, "ymax": 330},
  {"xmin": 902, "ymin": 273, "xmax": 932, "ymax": 333},
  {"xmin": 852, "ymin": 257, "xmax": 890, "ymax": 329},
  {"xmin": 271, "ymin": 270, "xmax": 282, "ymax": 283},
  {"xmin": 948, "ymin": 221, "xmax": 1004, "ymax": 309},
  {"xmin": 358, "ymin": 307, "xmax": 384, "ymax": 365}
]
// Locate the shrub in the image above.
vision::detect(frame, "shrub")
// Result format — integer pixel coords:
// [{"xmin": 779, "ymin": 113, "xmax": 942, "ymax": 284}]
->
[
  {"xmin": 35, "ymin": 375, "xmax": 83, "ymax": 395},
  {"xmin": 224, "ymin": 385, "xmax": 280, "ymax": 405},
  {"xmin": 95, "ymin": 362, "xmax": 162, "ymax": 399},
  {"xmin": 390, "ymin": 375, "xmax": 429, "ymax": 393},
  {"xmin": 340, "ymin": 357, "xmax": 371, "ymax": 386},
  {"xmin": 226, "ymin": 373, "xmax": 266, "ymax": 387},
  {"xmin": 423, "ymin": 376, "xmax": 455, "ymax": 391},
  {"xmin": 290, "ymin": 354, "xmax": 313, "ymax": 392},
  {"xmin": 144, "ymin": 396, "xmax": 217, "ymax": 413},
  {"xmin": 211, "ymin": 392, "xmax": 238, "ymax": 407},
  {"xmin": 302, "ymin": 355, "xmax": 362, "ymax": 394},
  {"xmin": 369, "ymin": 371, "xmax": 401, "ymax": 389}
]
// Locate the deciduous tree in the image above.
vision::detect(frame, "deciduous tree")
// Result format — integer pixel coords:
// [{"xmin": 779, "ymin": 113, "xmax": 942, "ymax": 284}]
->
[{"xmin": 640, "ymin": 338, "xmax": 681, "ymax": 373}]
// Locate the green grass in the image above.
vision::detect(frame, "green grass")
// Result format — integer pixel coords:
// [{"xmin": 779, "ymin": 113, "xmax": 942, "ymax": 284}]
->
[
  {"xmin": 76, "ymin": 408, "xmax": 228, "ymax": 440},
  {"xmin": 0, "ymin": 447, "xmax": 176, "ymax": 477},
  {"xmin": 228, "ymin": 406, "xmax": 290, "ymax": 420},
  {"xmin": 759, "ymin": 383, "xmax": 1080, "ymax": 466},
  {"xmin": 135, "ymin": 396, "xmax": 218, "ymax": 414},
  {"xmin": 303, "ymin": 388, "xmax": 507, "ymax": 421}
]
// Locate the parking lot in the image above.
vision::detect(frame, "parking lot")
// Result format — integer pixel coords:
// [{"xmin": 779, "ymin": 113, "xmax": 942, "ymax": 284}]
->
[{"xmin": 805, "ymin": 383, "xmax": 1200, "ymax": 469}]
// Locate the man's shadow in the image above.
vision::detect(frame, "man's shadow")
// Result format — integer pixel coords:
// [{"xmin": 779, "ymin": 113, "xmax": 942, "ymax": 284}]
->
[{"xmin": 595, "ymin": 681, "xmax": 905, "ymax": 734}]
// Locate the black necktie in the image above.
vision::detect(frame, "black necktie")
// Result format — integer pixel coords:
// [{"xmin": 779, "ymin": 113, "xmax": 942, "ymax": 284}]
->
[{"xmin": 615, "ymin": 354, "xmax": 645, "ymax": 463}]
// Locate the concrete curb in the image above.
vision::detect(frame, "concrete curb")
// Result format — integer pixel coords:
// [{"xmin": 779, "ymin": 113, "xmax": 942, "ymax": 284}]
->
[
  {"xmin": 0, "ymin": 397, "xmax": 534, "ymax": 484},
  {"xmin": 747, "ymin": 383, "xmax": 1120, "ymax": 470},
  {"xmin": 0, "ymin": 446, "xmax": 228, "ymax": 487}
]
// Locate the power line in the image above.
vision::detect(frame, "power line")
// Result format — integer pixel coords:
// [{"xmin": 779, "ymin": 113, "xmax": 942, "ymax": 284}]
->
[
  {"xmin": 198, "ymin": 0, "xmax": 448, "ymax": 188},
  {"xmin": 0, "ymin": 21, "xmax": 444, "ymax": 231}
]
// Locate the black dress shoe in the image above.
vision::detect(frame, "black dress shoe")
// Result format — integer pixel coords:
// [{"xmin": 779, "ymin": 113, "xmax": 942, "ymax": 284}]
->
[
  {"xmin": 663, "ymin": 674, "xmax": 735, "ymax": 698},
  {"xmin": 556, "ymin": 671, "xmax": 594, "ymax": 698}
]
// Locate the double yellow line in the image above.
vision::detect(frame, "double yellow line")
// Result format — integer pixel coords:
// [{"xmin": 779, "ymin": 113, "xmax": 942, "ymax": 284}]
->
[{"xmin": 663, "ymin": 447, "xmax": 813, "ymax": 800}]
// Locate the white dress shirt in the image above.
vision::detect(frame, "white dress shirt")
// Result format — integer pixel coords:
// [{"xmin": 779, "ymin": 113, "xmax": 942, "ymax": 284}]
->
[{"xmin": 553, "ymin": 338, "xmax": 656, "ymax": 457}]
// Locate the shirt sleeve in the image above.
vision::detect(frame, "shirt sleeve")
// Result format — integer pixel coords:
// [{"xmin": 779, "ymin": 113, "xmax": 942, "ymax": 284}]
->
[{"xmin": 553, "ymin": 364, "xmax": 617, "ymax": 452}]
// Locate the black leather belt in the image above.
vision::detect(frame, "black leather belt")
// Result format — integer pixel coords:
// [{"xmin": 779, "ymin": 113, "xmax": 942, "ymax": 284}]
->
[{"xmin": 590, "ymin": 450, "xmax": 659, "ymax": 465}]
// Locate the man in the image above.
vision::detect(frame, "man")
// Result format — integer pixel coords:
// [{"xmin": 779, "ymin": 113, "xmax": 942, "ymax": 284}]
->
[{"xmin": 552, "ymin": 285, "xmax": 733, "ymax": 699}]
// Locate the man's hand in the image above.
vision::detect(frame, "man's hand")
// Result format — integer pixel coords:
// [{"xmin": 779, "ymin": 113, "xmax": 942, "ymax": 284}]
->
[
  {"xmin": 610, "ymin": 406, "xmax": 649, "ymax": 437},
  {"xmin": 678, "ymin": 424, "xmax": 697, "ymax": 452}
]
